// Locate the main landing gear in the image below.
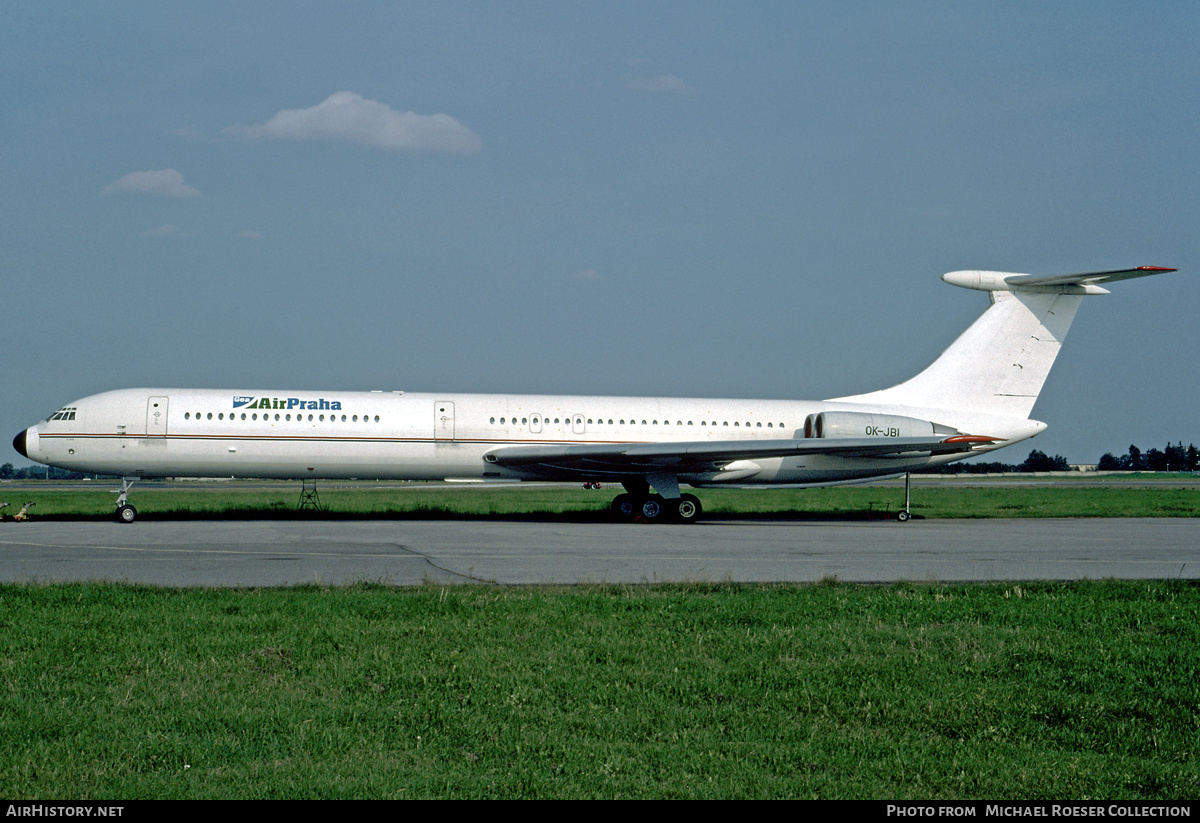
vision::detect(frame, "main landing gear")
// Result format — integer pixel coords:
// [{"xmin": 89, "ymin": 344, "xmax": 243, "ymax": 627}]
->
[
  {"xmin": 610, "ymin": 492, "xmax": 703, "ymax": 524},
  {"xmin": 606, "ymin": 472, "xmax": 916, "ymax": 524}
]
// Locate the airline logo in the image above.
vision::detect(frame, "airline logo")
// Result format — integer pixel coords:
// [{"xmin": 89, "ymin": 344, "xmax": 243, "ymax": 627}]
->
[{"xmin": 233, "ymin": 396, "xmax": 344, "ymax": 411}]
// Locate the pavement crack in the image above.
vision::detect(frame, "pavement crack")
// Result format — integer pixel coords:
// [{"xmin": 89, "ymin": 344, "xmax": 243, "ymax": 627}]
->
[{"xmin": 391, "ymin": 543, "xmax": 498, "ymax": 585}]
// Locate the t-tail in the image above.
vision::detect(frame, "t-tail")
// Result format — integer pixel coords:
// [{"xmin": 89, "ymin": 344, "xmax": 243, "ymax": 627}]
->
[{"xmin": 831, "ymin": 266, "xmax": 1177, "ymax": 421}]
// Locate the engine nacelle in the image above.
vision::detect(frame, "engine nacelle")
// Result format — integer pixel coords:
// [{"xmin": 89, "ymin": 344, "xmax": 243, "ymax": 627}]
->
[{"xmin": 804, "ymin": 411, "xmax": 957, "ymax": 439}]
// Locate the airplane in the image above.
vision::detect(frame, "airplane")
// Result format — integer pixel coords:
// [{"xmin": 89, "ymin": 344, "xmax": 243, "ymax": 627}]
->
[{"xmin": 12, "ymin": 265, "xmax": 1178, "ymax": 524}]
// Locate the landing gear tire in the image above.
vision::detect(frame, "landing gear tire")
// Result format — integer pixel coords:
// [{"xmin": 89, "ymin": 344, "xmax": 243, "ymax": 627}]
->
[
  {"xmin": 639, "ymin": 495, "xmax": 666, "ymax": 522},
  {"xmin": 896, "ymin": 510, "xmax": 910, "ymax": 522},
  {"xmin": 612, "ymin": 493, "xmax": 701, "ymax": 524},
  {"xmin": 674, "ymin": 494, "xmax": 702, "ymax": 524},
  {"xmin": 116, "ymin": 504, "xmax": 138, "ymax": 524},
  {"xmin": 611, "ymin": 494, "xmax": 637, "ymax": 521}
]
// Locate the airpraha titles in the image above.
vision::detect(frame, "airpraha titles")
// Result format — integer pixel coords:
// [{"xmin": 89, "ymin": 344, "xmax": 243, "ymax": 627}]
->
[{"xmin": 233, "ymin": 396, "xmax": 343, "ymax": 411}]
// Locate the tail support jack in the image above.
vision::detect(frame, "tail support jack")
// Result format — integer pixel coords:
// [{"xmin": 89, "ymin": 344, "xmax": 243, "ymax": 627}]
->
[
  {"xmin": 297, "ymin": 479, "xmax": 322, "ymax": 511},
  {"xmin": 897, "ymin": 472, "xmax": 912, "ymax": 522}
]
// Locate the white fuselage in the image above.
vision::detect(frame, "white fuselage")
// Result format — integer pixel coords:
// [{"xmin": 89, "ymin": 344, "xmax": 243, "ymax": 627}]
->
[
  {"xmin": 18, "ymin": 267, "xmax": 1176, "ymax": 512},
  {"xmin": 19, "ymin": 387, "xmax": 1039, "ymax": 486}
]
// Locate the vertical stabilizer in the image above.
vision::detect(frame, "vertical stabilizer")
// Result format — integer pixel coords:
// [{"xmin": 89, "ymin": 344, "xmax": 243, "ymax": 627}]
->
[{"xmin": 831, "ymin": 266, "xmax": 1176, "ymax": 419}]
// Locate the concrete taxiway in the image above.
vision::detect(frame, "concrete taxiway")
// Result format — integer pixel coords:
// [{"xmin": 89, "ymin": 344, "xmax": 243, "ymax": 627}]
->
[{"xmin": 0, "ymin": 518, "xmax": 1196, "ymax": 587}]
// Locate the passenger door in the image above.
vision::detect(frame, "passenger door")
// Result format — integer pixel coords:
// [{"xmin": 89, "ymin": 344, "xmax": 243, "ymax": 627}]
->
[
  {"xmin": 147, "ymin": 396, "xmax": 169, "ymax": 436},
  {"xmin": 434, "ymin": 401, "xmax": 455, "ymax": 440}
]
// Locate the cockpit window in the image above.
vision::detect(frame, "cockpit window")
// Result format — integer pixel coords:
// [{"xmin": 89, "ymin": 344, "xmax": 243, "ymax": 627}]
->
[{"xmin": 47, "ymin": 407, "xmax": 77, "ymax": 421}]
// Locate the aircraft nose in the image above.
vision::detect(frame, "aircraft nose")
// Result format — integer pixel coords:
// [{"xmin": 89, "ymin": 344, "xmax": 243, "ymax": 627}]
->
[{"xmin": 13, "ymin": 428, "xmax": 29, "ymax": 459}]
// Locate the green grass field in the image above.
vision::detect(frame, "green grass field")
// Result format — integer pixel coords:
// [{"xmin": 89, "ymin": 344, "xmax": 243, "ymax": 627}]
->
[
  {"xmin": 4, "ymin": 477, "xmax": 1200, "ymax": 520},
  {"xmin": 3, "ymin": 479, "xmax": 1196, "ymax": 798},
  {"xmin": 1, "ymin": 580, "xmax": 1197, "ymax": 799}
]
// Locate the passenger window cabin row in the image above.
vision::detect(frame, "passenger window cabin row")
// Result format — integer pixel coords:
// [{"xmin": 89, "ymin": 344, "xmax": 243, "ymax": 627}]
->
[
  {"xmin": 488, "ymin": 416, "xmax": 786, "ymax": 429},
  {"xmin": 173, "ymin": 411, "xmax": 790, "ymax": 431},
  {"xmin": 183, "ymin": 412, "xmax": 380, "ymax": 423}
]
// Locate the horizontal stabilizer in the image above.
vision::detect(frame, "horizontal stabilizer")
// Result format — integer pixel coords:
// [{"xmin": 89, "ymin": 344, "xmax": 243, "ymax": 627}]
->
[
  {"xmin": 943, "ymin": 266, "xmax": 1176, "ymax": 294},
  {"xmin": 1005, "ymin": 266, "xmax": 1176, "ymax": 288}
]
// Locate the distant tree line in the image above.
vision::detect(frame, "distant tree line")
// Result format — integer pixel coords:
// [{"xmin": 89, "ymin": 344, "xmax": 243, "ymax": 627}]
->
[
  {"xmin": 0, "ymin": 463, "xmax": 97, "ymax": 480},
  {"xmin": 918, "ymin": 442, "xmax": 1199, "ymax": 474},
  {"xmin": 1097, "ymin": 443, "xmax": 1199, "ymax": 472},
  {"xmin": 915, "ymin": 449, "xmax": 1069, "ymax": 474}
]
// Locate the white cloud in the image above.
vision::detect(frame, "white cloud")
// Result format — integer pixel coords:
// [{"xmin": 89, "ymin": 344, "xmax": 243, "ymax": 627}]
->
[
  {"xmin": 236, "ymin": 230, "xmax": 263, "ymax": 240},
  {"xmin": 224, "ymin": 91, "xmax": 482, "ymax": 154},
  {"xmin": 142, "ymin": 224, "xmax": 180, "ymax": 237},
  {"xmin": 571, "ymin": 269, "xmax": 602, "ymax": 281},
  {"xmin": 104, "ymin": 169, "xmax": 200, "ymax": 197}
]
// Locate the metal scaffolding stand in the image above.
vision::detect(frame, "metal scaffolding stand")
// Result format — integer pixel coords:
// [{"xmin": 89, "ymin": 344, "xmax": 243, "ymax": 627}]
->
[{"xmin": 297, "ymin": 479, "xmax": 322, "ymax": 512}]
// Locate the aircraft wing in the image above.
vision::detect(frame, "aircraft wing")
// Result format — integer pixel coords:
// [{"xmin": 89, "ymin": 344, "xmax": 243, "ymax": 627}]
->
[{"xmin": 483, "ymin": 435, "xmax": 995, "ymax": 477}]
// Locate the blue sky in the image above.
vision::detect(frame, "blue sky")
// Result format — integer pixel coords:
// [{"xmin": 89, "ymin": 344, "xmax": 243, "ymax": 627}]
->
[{"xmin": 3, "ymin": 1, "xmax": 1197, "ymax": 465}]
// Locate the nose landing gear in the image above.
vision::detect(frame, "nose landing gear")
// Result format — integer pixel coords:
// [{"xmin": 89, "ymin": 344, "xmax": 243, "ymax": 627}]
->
[{"xmin": 114, "ymin": 478, "xmax": 137, "ymax": 523}]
